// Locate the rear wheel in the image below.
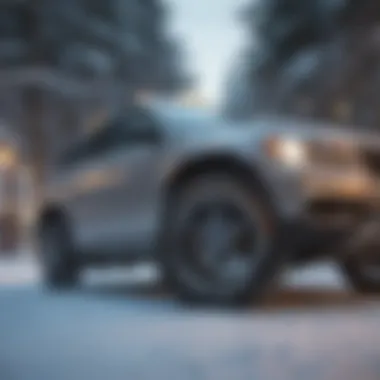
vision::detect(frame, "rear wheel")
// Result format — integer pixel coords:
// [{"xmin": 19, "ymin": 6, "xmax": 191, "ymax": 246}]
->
[
  {"xmin": 161, "ymin": 174, "xmax": 287, "ymax": 306},
  {"xmin": 39, "ymin": 217, "xmax": 80, "ymax": 289}
]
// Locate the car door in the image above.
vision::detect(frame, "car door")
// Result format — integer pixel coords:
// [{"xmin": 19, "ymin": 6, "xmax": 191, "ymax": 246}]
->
[
  {"xmin": 54, "ymin": 126, "xmax": 123, "ymax": 254},
  {"xmin": 77, "ymin": 108, "xmax": 164, "ymax": 257}
]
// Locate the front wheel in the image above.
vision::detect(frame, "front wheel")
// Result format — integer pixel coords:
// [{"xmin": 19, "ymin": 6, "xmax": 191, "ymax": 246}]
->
[{"xmin": 161, "ymin": 174, "xmax": 288, "ymax": 306}]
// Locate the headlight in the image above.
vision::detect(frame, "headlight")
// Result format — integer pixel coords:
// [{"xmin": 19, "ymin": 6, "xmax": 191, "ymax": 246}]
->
[
  {"xmin": 263, "ymin": 135, "xmax": 359, "ymax": 168},
  {"xmin": 263, "ymin": 136, "xmax": 307, "ymax": 169}
]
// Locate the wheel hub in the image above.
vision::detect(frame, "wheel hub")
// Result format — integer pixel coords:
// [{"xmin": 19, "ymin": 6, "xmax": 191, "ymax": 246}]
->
[{"xmin": 182, "ymin": 201, "xmax": 262, "ymax": 287}]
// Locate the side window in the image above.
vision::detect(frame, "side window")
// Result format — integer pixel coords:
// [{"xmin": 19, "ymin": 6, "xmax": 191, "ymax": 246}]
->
[
  {"xmin": 58, "ymin": 139, "xmax": 91, "ymax": 167},
  {"xmin": 103, "ymin": 109, "xmax": 162, "ymax": 150},
  {"xmin": 57, "ymin": 121, "xmax": 119, "ymax": 166},
  {"xmin": 58, "ymin": 108, "xmax": 161, "ymax": 166}
]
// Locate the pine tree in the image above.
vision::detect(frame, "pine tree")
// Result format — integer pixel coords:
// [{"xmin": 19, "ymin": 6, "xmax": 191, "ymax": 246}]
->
[
  {"xmin": 224, "ymin": 0, "xmax": 380, "ymax": 127},
  {"xmin": 0, "ymin": 0, "xmax": 189, "ymax": 189},
  {"xmin": 0, "ymin": 0, "xmax": 32, "ymax": 66},
  {"xmin": 0, "ymin": 0, "xmax": 188, "ymax": 93}
]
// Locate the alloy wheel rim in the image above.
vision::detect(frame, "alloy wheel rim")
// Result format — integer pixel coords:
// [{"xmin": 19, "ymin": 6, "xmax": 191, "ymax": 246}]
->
[{"xmin": 175, "ymin": 200, "xmax": 268, "ymax": 296}]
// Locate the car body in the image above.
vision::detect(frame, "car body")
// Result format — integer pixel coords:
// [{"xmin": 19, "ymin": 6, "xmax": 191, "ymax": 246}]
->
[{"xmin": 37, "ymin": 99, "xmax": 380, "ymax": 304}]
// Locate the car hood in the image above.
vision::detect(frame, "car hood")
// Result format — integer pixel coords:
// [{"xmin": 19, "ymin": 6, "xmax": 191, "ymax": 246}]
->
[{"xmin": 220, "ymin": 116, "xmax": 380, "ymax": 149}]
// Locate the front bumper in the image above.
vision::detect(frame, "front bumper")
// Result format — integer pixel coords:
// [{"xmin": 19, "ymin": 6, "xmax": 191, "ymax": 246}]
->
[
  {"xmin": 302, "ymin": 167, "xmax": 378, "ymax": 202},
  {"xmin": 274, "ymin": 168, "xmax": 380, "ymax": 256},
  {"xmin": 270, "ymin": 163, "xmax": 380, "ymax": 218}
]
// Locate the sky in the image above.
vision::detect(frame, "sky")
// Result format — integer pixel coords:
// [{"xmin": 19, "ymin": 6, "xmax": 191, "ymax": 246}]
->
[{"xmin": 164, "ymin": 0, "xmax": 250, "ymax": 106}]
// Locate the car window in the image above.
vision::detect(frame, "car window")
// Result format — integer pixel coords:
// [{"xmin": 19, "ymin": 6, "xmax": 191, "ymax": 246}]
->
[
  {"xmin": 103, "ymin": 108, "xmax": 162, "ymax": 148},
  {"xmin": 58, "ymin": 108, "xmax": 161, "ymax": 167},
  {"xmin": 58, "ymin": 138, "xmax": 92, "ymax": 167}
]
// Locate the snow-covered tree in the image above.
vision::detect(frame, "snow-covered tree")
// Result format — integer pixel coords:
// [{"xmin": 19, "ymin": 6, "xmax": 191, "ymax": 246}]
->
[
  {"xmin": 224, "ymin": 0, "xmax": 380, "ymax": 128},
  {"xmin": 0, "ymin": 0, "xmax": 188, "ymax": 93}
]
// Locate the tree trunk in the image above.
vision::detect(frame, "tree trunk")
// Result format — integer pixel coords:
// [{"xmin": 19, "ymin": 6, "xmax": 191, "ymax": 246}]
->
[{"xmin": 21, "ymin": 86, "xmax": 47, "ymax": 207}]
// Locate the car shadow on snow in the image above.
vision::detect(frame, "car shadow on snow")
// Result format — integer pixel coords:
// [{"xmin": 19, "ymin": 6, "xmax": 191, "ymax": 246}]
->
[
  {"xmin": 261, "ymin": 288, "xmax": 375, "ymax": 312},
  {"xmin": 74, "ymin": 265, "xmax": 378, "ymax": 314}
]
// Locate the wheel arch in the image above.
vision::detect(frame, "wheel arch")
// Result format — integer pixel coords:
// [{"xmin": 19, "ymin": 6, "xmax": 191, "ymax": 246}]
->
[
  {"xmin": 37, "ymin": 203, "xmax": 68, "ymax": 233},
  {"xmin": 162, "ymin": 152, "xmax": 276, "ymax": 220}
]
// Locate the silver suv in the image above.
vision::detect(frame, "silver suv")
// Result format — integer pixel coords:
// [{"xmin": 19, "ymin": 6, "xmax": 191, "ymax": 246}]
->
[{"xmin": 37, "ymin": 99, "xmax": 380, "ymax": 305}]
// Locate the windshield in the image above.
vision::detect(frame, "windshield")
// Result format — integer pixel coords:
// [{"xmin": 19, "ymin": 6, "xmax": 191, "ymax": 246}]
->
[{"xmin": 147, "ymin": 99, "xmax": 220, "ymax": 130}]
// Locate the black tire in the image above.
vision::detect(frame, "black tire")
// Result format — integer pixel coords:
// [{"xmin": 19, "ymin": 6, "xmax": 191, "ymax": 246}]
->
[
  {"xmin": 160, "ymin": 173, "xmax": 287, "ymax": 306},
  {"xmin": 38, "ymin": 217, "xmax": 80, "ymax": 289},
  {"xmin": 340, "ymin": 247, "xmax": 380, "ymax": 294}
]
